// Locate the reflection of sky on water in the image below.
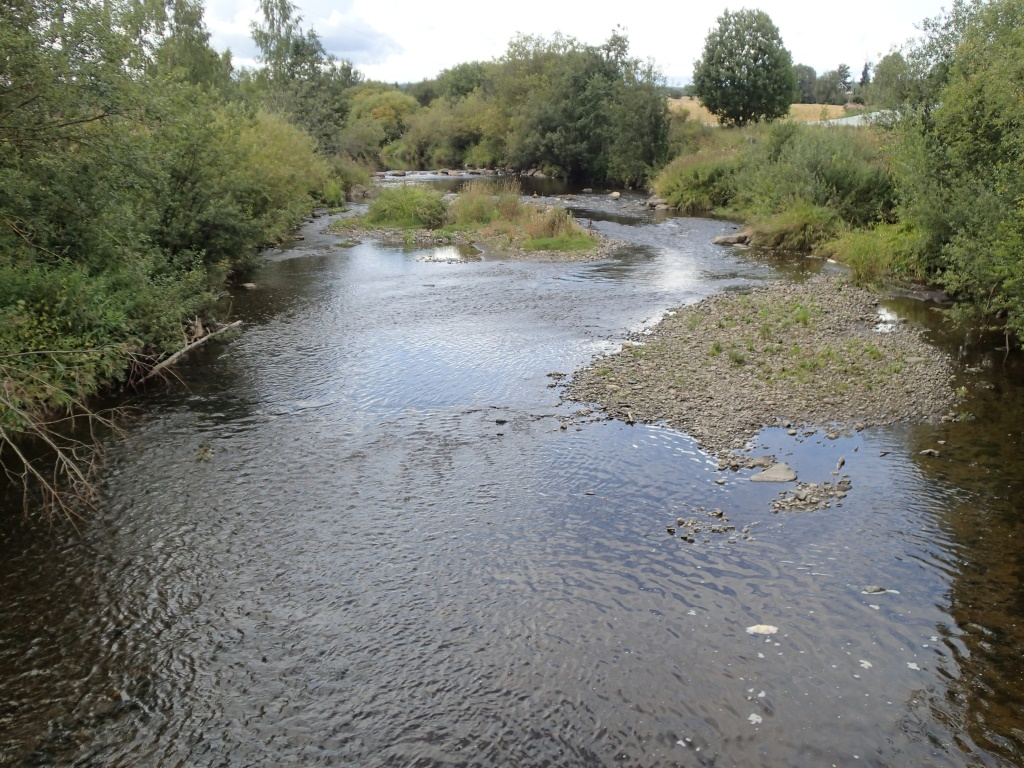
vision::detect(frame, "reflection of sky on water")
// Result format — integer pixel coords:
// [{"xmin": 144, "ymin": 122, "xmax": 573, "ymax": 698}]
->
[{"xmin": 875, "ymin": 306, "xmax": 901, "ymax": 333}]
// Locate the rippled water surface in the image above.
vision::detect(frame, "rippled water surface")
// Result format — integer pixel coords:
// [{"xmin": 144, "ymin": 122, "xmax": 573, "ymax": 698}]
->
[{"xmin": 3, "ymin": 195, "xmax": 1024, "ymax": 767}]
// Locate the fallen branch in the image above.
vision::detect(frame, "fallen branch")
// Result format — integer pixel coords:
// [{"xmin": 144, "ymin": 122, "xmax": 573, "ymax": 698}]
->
[{"xmin": 140, "ymin": 321, "xmax": 242, "ymax": 384}]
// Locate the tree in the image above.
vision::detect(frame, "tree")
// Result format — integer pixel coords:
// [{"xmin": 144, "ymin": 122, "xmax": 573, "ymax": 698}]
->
[
  {"xmin": 249, "ymin": 0, "xmax": 362, "ymax": 153},
  {"xmin": 436, "ymin": 61, "xmax": 487, "ymax": 101},
  {"xmin": 895, "ymin": 0, "xmax": 1024, "ymax": 335},
  {"xmin": 859, "ymin": 61, "xmax": 872, "ymax": 87},
  {"xmin": 692, "ymin": 9, "xmax": 796, "ymax": 127},
  {"xmin": 794, "ymin": 64, "xmax": 817, "ymax": 102},
  {"xmin": 814, "ymin": 70, "xmax": 846, "ymax": 105},
  {"xmin": 870, "ymin": 52, "xmax": 913, "ymax": 108},
  {"xmin": 837, "ymin": 63, "xmax": 852, "ymax": 89},
  {"xmin": 153, "ymin": 0, "xmax": 233, "ymax": 89}
]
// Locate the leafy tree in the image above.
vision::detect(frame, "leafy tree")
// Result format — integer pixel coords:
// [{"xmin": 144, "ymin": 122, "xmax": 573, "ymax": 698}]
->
[
  {"xmin": 869, "ymin": 52, "xmax": 913, "ymax": 108},
  {"xmin": 814, "ymin": 70, "xmax": 847, "ymax": 105},
  {"xmin": 499, "ymin": 31, "xmax": 668, "ymax": 183},
  {"xmin": 894, "ymin": 0, "xmax": 1024, "ymax": 333},
  {"xmin": 249, "ymin": 0, "xmax": 361, "ymax": 153},
  {"xmin": 837, "ymin": 63, "xmax": 852, "ymax": 89},
  {"xmin": 406, "ymin": 78, "xmax": 440, "ymax": 107},
  {"xmin": 153, "ymin": 0, "xmax": 233, "ymax": 88},
  {"xmin": 793, "ymin": 64, "xmax": 817, "ymax": 103},
  {"xmin": 692, "ymin": 9, "xmax": 796, "ymax": 127},
  {"xmin": 437, "ymin": 61, "xmax": 488, "ymax": 101}
]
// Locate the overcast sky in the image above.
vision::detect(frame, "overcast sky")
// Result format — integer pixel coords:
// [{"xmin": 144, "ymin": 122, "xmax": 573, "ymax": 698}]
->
[{"xmin": 203, "ymin": 0, "xmax": 947, "ymax": 84}]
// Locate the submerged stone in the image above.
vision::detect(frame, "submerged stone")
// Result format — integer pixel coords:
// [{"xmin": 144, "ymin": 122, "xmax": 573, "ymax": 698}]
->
[{"xmin": 750, "ymin": 463, "xmax": 797, "ymax": 483}]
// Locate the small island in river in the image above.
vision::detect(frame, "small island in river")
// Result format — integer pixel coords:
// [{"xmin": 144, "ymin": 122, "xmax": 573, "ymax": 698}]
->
[{"xmin": 567, "ymin": 272, "xmax": 961, "ymax": 459}]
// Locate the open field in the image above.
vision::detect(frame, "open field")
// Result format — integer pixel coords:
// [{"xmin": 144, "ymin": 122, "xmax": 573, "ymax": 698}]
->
[{"xmin": 668, "ymin": 97, "xmax": 850, "ymax": 124}]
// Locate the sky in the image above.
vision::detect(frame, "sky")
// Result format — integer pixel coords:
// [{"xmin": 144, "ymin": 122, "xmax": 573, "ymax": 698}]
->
[{"xmin": 202, "ymin": 0, "xmax": 948, "ymax": 84}]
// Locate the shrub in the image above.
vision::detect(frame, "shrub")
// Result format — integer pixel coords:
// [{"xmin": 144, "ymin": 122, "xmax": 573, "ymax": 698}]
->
[
  {"xmin": 366, "ymin": 185, "xmax": 448, "ymax": 228},
  {"xmin": 655, "ymin": 150, "xmax": 738, "ymax": 213}
]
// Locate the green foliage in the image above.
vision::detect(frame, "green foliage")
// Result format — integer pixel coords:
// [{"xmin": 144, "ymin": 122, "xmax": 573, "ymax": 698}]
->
[
  {"xmin": 366, "ymin": 185, "xmax": 448, "ymax": 229},
  {"xmin": 892, "ymin": 0, "xmax": 1024, "ymax": 333},
  {"xmin": 820, "ymin": 223, "xmax": 926, "ymax": 284},
  {"xmin": 437, "ymin": 61, "xmax": 489, "ymax": 101},
  {"xmin": 793, "ymin": 64, "xmax": 817, "ymax": 103},
  {"xmin": 814, "ymin": 70, "xmax": 848, "ymax": 105},
  {"xmin": 248, "ymin": 0, "xmax": 361, "ymax": 154},
  {"xmin": 0, "ymin": 0, "xmax": 352, "ymax": 482},
  {"xmin": 666, "ymin": 110, "xmax": 713, "ymax": 157},
  {"xmin": 391, "ymin": 30, "xmax": 668, "ymax": 186},
  {"xmin": 752, "ymin": 204, "xmax": 841, "ymax": 251},
  {"xmin": 692, "ymin": 9, "xmax": 797, "ymax": 127},
  {"xmin": 733, "ymin": 123, "xmax": 896, "ymax": 227},
  {"xmin": 655, "ymin": 122, "xmax": 894, "ymax": 248},
  {"xmin": 448, "ymin": 180, "xmax": 505, "ymax": 225},
  {"xmin": 655, "ymin": 148, "xmax": 739, "ymax": 213}
]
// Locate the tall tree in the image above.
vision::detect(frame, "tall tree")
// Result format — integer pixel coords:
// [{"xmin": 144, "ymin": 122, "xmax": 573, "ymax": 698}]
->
[
  {"xmin": 814, "ymin": 70, "xmax": 847, "ymax": 105},
  {"xmin": 837, "ymin": 63, "xmax": 852, "ymax": 89},
  {"xmin": 249, "ymin": 0, "xmax": 361, "ymax": 153},
  {"xmin": 691, "ymin": 9, "xmax": 796, "ymax": 126},
  {"xmin": 154, "ymin": 0, "xmax": 232, "ymax": 88},
  {"xmin": 859, "ymin": 61, "xmax": 872, "ymax": 87},
  {"xmin": 793, "ymin": 64, "xmax": 817, "ymax": 103}
]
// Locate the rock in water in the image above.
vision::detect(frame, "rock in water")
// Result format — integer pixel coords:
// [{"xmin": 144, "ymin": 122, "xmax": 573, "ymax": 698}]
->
[
  {"xmin": 746, "ymin": 624, "xmax": 779, "ymax": 635},
  {"xmin": 750, "ymin": 463, "xmax": 797, "ymax": 482}
]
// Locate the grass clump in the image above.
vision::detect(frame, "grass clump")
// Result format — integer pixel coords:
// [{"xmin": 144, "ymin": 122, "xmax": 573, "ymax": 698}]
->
[
  {"xmin": 366, "ymin": 185, "xmax": 448, "ymax": 229},
  {"xmin": 820, "ymin": 223, "xmax": 926, "ymax": 285},
  {"xmin": 520, "ymin": 207, "xmax": 596, "ymax": 251},
  {"xmin": 751, "ymin": 204, "xmax": 840, "ymax": 251}
]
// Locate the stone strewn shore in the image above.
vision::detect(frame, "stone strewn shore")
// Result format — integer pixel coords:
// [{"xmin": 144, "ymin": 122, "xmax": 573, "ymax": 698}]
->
[{"xmin": 567, "ymin": 273, "xmax": 960, "ymax": 457}]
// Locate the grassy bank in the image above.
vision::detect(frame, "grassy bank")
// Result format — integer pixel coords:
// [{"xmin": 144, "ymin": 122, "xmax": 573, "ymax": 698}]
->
[{"xmin": 334, "ymin": 181, "xmax": 602, "ymax": 255}]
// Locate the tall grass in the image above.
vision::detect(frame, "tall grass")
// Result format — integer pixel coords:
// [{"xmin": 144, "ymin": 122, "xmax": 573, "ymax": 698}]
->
[{"xmin": 820, "ymin": 223, "xmax": 926, "ymax": 285}]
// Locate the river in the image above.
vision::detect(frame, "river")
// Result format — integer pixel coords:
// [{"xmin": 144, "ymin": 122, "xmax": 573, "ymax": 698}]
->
[{"xmin": 2, "ymin": 184, "xmax": 1023, "ymax": 767}]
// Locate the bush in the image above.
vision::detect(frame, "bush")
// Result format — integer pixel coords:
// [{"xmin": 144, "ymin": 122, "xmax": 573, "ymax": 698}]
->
[
  {"xmin": 732, "ymin": 123, "xmax": 895, "ymax": 226},
  {"xmin": 366, "ymin": 185, "xmax": 448, "ymax": 228},
  {"xmin": 655, "ymin": 150, "xmax": 738, "ymax": 213}
]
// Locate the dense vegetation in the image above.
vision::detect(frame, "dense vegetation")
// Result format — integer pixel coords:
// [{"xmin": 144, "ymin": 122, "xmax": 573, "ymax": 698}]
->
[
  {"xmin": 0, "ymin": 0, "xmax": 368, "ymax": 511},
  {"xmin": 391, "ymin": 30, "xmax": 669, "ymax": 187},
  {"xmin": 659, "ymin": 0, "xmax": 1024, "ymax": 336}
]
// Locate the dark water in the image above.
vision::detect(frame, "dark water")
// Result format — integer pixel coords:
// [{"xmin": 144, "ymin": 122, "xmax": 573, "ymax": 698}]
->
[{"xmin": 2, "ymin": 195, "xmax": 1024, "ymax": 767}]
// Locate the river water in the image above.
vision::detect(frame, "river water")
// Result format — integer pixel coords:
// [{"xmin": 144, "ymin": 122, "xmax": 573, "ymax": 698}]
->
[{"xmin": 2, "ymin": 186, "xmax": 1024, "ymax": 767}]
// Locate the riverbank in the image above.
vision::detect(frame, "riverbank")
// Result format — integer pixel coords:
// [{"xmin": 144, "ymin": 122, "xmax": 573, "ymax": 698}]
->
[{"xmin": 567, "ymin": 272, "xmax": 960, "ymax": 457}]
